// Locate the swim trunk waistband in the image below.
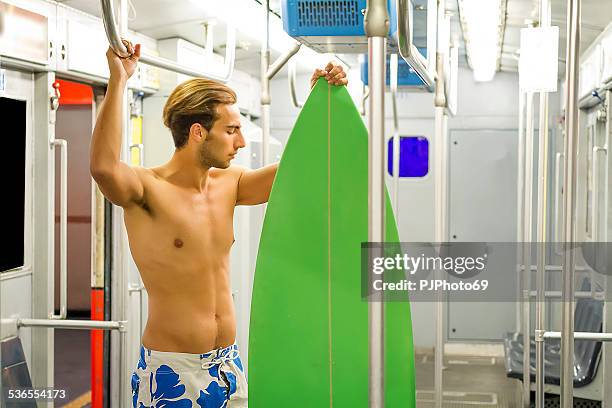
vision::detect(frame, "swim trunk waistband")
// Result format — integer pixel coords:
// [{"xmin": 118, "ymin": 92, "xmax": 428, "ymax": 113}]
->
[{"xmin": 139, "ymin": 343, "xmax": 240, "ymax": 372}]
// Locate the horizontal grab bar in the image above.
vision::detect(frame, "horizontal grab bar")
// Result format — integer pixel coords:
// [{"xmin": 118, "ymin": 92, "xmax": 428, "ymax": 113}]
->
[
  {"xmin": 542, "ymin": 331, "xmax": 612, "ymax": 341},
  {"xmin": 100, "ymin": 0, "xmax": 236, "ymax": 82},
  {"xmin": 17, "ymin": 318, "xmax": 126, "ymax": 331}
]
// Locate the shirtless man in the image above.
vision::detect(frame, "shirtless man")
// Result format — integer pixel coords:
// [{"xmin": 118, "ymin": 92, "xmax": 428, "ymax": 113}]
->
[{"xmin": 90, "ymin": 40, "xmax": 348, "ymax": 407}]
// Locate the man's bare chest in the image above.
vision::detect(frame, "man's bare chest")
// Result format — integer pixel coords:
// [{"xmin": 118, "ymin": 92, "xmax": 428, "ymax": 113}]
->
[{"xmin": 127, "ymin": 179, "xmax": 237, "ymax": 251}]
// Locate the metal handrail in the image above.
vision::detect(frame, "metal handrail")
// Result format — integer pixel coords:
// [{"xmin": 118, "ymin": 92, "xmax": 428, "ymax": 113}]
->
[
  {"xmin": 554, "ymin": 152, "xmax": 565, "ymax": 254},
  {"xmin": 364, "ymin": 0, "xmax": 388, "ymax": 405},
  {"xmin": 432, "ymin": 2, "xmax": 448, "ymax": 405},
  {"xmin": 288, "ymin": 59, "xmax": 304, "ymax": 108},
  {"xmin": 535, "ymin": 0, "xmax": 552, "ymax": 398},
  {"xmin": 516, "ymin": 91, "xmax": 525, "ymax": 335},
  {"xmin": 560, "ymin": 0, "xmax": 581, "ymax": 404},
  {"xmin": 360, "ymin": 85, "xmax": 370, "ymax": 116},
  {"xmin": 590, "ymin": 146, "xmax": 606, "ymax": 300},
  {"xmin": 446, "ymin": 44, "xmax": 459, "ymax": 116},
  {"xmin": 268, "ymin": 42, "xmax": 301, "ymax": 80},
  {"xmin": 523, "ymin": 264, "xmax": 590, "ymax": 272},
  {"xmin": 543, "ymin": 331, "xmax": 612, "ymax": 341},
  {"xmin": 528, "ymin": 290, "xmax": 603, "ymax": 299},
  {"xmin": 262, "ymin": 40, "xmax": 301, "ymax": 165},
  {"xmin": 261, "ymin": 0, "xmax": 271, "ymax": 165},
  {"xmin": 522, "ymin": 91, "xmax": 535, "ymax": 408},
  {"xmin": 100, "ymin": 0, "xmax": 236, "ymax": 82},
  {"xmin": 17, "ymin": 318, "xmax": 125, "ymax": 331},
  {"xmin": 390, "ymin": 53, "xmax": 400, "ymax": 213},
  {"xmin": 591, "ymin": 146, "xmax": 606, "ymax": 242},
  {"xmin": 50, "ymin": 138, "xmax": 68, "ymax": 320},
  {"xmin": 260, "ymin": 2, "xmax": 301, "ymax": 165},
  {"xmin": 396, "ymin": 0, "xmax": 436, "ymax": 90}
]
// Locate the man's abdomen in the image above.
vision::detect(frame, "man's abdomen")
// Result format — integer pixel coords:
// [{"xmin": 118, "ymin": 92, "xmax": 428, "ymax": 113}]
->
[{"xmin": 142, "ymin": 295, "xmax": 236, "ymax": 354}]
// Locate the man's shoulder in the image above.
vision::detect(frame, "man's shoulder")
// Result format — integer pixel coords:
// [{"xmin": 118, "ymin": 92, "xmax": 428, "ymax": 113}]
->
[
  {"xmin": 135, "ymin": 165, "xmax": 176, "ymax": 182},
  {"xmin": 212, "ymin": 165, "xmax": 247, "ymax": 180},
  {"xmin": 132, "ymin": 165, "xmax": 155, "ymax": 176},
  {"xmin": 210, "ymin": 166, "xmax": 247, "ymax": 201}
]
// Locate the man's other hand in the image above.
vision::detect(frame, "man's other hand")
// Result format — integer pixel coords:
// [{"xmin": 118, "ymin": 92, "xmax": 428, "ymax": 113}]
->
[{"xmin": 310, "ymin": 61, "xmax": 348, "ymax": 90}]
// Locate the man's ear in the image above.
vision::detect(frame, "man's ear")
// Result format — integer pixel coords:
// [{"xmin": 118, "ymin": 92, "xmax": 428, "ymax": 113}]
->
[{"xmin": 189, "ymin": 123, "xmax": 207, "ymax": 142}]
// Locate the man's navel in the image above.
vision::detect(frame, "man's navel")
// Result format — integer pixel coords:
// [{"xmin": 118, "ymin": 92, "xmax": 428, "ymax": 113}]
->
[{"xmin": 174, "ymin": 238, "xmax": 184, "ymax": 248}]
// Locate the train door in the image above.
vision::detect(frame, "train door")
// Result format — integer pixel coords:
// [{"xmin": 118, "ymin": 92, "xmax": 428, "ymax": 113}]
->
[
  {"xmin": 51, "ymin": 78, "xmax": 97, "ymax": 406},
  {"xmin": 447, "ymin": 129, "xmax": 518, "ymax": 341},
  {"xmin": 0, "ymin": 67, "xmax": 37, "ymax": 405},
  {"xmin": 0, "ymin": 72, "xmax": 138, "ymax": 408}
]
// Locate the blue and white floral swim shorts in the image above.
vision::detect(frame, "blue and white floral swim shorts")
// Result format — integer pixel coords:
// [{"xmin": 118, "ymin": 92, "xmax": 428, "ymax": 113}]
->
[{"xmin": 131, "ymin": 343, "xmax": 248, "ymax": 408}]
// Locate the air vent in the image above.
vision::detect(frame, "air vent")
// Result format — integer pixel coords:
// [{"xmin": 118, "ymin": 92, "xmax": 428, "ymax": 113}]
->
[{"xmin": 297, "ymin": 1, "xmax": 359, "ymax": 28}]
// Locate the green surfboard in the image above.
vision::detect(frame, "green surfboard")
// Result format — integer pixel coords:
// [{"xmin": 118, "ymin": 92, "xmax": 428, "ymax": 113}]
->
[{"xmin": 249, "ymin": 78, "xmax": 415, "ymax": 407}]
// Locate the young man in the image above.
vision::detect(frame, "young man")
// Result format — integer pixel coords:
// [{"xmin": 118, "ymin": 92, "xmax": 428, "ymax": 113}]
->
[{"xmin": 90, "ymin": 40, "xmax": 347, "ymax": 407}]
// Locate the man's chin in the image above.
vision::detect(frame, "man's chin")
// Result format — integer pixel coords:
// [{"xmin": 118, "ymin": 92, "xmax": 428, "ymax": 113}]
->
[
  {"xmin": 199, "ymin": 160, "xmax": 230, "ymax": 169},
  {"xmin": 213, "ymin": 161, "xmax": 231, "ymax": 169}
]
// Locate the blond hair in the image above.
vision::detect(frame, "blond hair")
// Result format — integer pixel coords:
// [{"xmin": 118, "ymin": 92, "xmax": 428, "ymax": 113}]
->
[{"xmin": 162, "ymin": 78, "xmax": 237, "ymax": 148}]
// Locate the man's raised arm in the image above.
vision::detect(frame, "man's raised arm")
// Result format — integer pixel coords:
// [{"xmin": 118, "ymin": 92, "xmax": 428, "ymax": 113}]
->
[
  {"xmin": 90, "ymin": 41, "xmax": 144, "ymax": 208},
  {"xmin": 236, "ymin": 61, "xmax": 347, "ymax": 206}
]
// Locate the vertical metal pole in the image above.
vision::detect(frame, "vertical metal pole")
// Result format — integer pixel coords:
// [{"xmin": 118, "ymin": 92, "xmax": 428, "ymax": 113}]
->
[
  {"xmin": 31, "ymin": 71, "xmax": 56, "ymax": 392},
  {"xmin": 535, "ymin": 2, "xmax": 551, "ymax": 406},
  {"xmin": 522, "ymin": 91, "xmax": 535, "ymax": 408},
  {"xmin": 117, "ymin": 1, "xmax": 129, "ymax": 406},
  {"xmin": 390, "ymin": 53, "xmax": 400, "ymax": 213},
  {"xmin": 561, "ymin": 0, "xmax": 580, "ymax": 406},
  {"xmin": 204, "ymin": 22, "xmax": 214, "ymax": 63},
  {"xmin": 516, "ymin": 91, "xmax": 525, "ymax": 334},
  {"xmin": 57, "ymin": 139, "xmax": 68, "ymax": 319},
  {"xmin": 603, "ymin": 90, "xmax": 612, "ymax": 406},
  {"xmin": 434, "ymin": 105, "xmax": 446, "ymax": 408},
  {"xmin": 433, "ymin": 1, "xmax": 446, "ymax": 406},
  {"xmin": 365, "ymin": 1, "xmax": 388, "ymax": 406},
  {"xmin": 261, "ymin": 0, "xmax": 271, "ymax": 166}
]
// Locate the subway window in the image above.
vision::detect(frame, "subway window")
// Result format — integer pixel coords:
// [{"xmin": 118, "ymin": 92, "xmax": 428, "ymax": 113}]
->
[
  {"xmin": 387, "ymin": 136, "xmax": 429, "ymax": 178},
  {"xmin": 1, "ymin": 97, "xmax": 26, "ymax": 272}
]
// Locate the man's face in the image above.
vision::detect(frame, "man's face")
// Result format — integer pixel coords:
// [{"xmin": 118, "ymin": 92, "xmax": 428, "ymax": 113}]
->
[{"xmin": 198, "ymin": 104, "xmax": 245, "ymax": 169}]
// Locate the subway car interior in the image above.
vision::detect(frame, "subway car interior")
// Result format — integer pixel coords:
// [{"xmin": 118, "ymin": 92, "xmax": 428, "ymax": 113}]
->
[{"xmin": 1, "ymin": 0, "xmax": 612, "ymax": 407}]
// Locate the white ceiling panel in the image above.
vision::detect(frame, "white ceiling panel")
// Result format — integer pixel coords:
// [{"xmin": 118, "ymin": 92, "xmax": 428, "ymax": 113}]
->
[
  {"xmin": 58, "ymin": 0, "xmax": 286, "ymax": 76},
  {"xmin": 58, "ymin": 0, "xmax": 612, "ymax": 79},
  {"xmin": 451, "ymin": 0, "xmax": 612, "ymax": 78}
]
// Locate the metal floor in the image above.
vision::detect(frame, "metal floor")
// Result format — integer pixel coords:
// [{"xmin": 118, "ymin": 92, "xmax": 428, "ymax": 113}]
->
[
  {"xmin": 415, "ymin": 351, "xmax": 521, "ymax": 408},
  {"xmin": 55, "ymin": 328, "xmax": 92, "ymax": 408},
  {"xmin": 51, "ymin": 338, "xmax": 600, "ymax": 407}
]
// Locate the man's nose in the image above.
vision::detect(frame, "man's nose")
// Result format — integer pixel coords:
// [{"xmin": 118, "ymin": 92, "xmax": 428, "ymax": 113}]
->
[{"xmin": 235, "ymin": 132, "xmax": 246, "ymax": 149}]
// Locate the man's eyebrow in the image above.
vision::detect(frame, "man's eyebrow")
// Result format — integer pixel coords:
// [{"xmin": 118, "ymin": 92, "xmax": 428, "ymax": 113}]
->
[{"xmin": 226, "ymin": 124, "xmax": 241, "ymax": 128}]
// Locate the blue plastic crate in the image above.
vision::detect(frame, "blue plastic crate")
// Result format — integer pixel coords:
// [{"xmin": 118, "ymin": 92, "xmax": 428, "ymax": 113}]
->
[
  {"xmin": 281, "ymin": 0, "xmax": 397, "ymax": 37},
  {"xmin": 361, "ymin": 50, "xmax": 428, "ymax": 87}
]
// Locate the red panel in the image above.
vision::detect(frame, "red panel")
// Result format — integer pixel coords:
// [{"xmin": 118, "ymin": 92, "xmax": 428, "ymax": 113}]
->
[
  {"xmin": 56, "ymin": 79, "xmax": 93, "ymax": 105},
  {"xmin": 91, "ymin": 289, "xmax": 105, "ymax": 408}
]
